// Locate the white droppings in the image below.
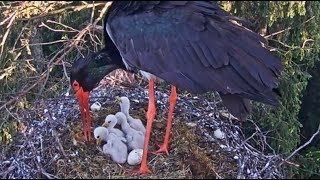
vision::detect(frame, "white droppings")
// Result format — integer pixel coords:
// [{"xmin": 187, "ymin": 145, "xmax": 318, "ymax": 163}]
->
[
  {"xmin": 132, "ymin": 99, "xmax": 140, "ymax": 103},
  {"xmin": 186, "ymin": 122, "xmax": 197, "ymax": 128},
  {"xmin": 90, "ymin": 101, "xmax": 102, "ymax": 111}
]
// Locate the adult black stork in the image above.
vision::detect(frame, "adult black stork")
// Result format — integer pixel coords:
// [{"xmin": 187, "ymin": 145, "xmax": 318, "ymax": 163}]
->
[{"xmin": 70, "ymin": 1, "xmax": 283, "ymax": 174}]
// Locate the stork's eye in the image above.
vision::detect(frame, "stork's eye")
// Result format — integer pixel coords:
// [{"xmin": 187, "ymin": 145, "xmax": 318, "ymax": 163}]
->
[{"xmin": 97, "ymin": 136, "xmax": 100, "ymax": 139}]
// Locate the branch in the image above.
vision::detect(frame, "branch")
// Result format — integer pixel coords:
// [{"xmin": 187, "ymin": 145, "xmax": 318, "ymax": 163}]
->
[
  {"xmin": 39, "ymin": 22, "xmax": 78, "ymax": 33},
  {"xmin": 0, "ymin": 3, "xmax": 112, "ymax": 111},
  {"xmin": 278, "ymin": 123, "xmax": 320, "ymax": 167},
  {"xmin": 16, "ymin": 3, "xmax": 106, "ymax": 21},
  {"xmin": 264, "ymin": 16, "xmax": 315, "ymax": 39},
  {"xmin": 46, "ymin": 20, "xmax": 80, "ymax": 32},
  {"xmin": 286, "ymin": 123, "xmax": 320, "ymax": 161},
  {"xmin": 0, "ymin": 11, "xmax": 17, "ymax": 58}
]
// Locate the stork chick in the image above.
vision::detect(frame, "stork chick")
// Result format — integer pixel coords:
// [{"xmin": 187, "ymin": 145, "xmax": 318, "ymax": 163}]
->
[
  {"xmin": 116, "ymin": 96, "xmax": 146, "ymax": 134},
  {"xmin": 102, "ymin": 114, "xmax": 125, "ymax": 138},
  {"xmin": 103, "ymin": 133, "xmax": 128, "ymax": 164},
  {"xmin": 115, "ymin": 112, "xmax": 145, "ymax": 150}
]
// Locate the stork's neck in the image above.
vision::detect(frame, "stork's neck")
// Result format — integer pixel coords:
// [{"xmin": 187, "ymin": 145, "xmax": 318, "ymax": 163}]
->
[
  {"xmin": 120, "ymin": 103, "xmax": 130, "ymax": 117},
  {"xmin": 108, "ymin": 118, "xmax": 117, "ymax": 129},
  {"xmin": 119, "ymin": 116, "xmax": 131, "ymax": 134}
]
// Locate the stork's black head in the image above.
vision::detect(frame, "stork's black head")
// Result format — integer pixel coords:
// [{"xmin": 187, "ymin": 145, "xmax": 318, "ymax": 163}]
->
[{"xmin": 70, "ymin": 48, "xmax": 124, "ymax": 93}]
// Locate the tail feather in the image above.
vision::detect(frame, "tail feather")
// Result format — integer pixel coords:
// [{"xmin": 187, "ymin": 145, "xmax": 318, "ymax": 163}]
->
[{"xmin": 219, "ymin": 94, "xmax": 251, "ymax": 121}]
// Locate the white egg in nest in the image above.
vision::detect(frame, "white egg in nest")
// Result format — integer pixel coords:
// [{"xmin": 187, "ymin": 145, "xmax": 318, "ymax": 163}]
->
[
  {"xmin": 214, "ymin": 128, "xmax": 225, "ymax": 140},
  {"xmin": 90, "ymin": 102, "xmax": 102, "ymax": 111},
  {"xmin": 127, "ymin": 149, "xmax": 143, "ymax": 165}
]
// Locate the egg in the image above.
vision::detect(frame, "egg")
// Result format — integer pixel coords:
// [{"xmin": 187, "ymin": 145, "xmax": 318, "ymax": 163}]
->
[
  {"xmin": 213, "ymin": 128, "xmax": 225, "ymax": 140},
  {"xmin": 127, "ymin": 149, "xmax": 143, "ymax": 165},
  {"xmin": 90, "ymin": 102, "xmax": 101, "ymax": 111}
]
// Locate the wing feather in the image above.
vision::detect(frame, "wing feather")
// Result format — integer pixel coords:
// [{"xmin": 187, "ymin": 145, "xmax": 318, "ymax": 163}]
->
[{"xmin": 107, "ymin": 1, "xmax": 283, "ymax": 106}]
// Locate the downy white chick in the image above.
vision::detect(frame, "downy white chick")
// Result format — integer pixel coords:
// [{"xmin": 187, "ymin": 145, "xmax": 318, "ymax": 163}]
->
[
  {"xmin": 93, "ymin": 126, "xmax": 126, "ymax": 145},
  {"xmin": 102, "ymin": 114, "xmax": 125, "ymax": 138},
  {"xmin": 93, "ymin": 126, "xmax": 110, "ymax": 145},
  {"xmin": 117, "ymin": 96, "xmax": 146, "ymax": 134},
  {"xmin": 102, "ymin": 133, "xmax": 128, "ymax": 164},
  {"xmin": 115, "ymin": 112, "xmax": 145, "ymax": 150}
]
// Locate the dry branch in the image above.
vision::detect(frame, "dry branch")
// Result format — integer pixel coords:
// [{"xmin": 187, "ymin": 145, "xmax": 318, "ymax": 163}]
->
[
  {"xmin": 278, "ymin": 123, "xmax": 320, "ymax": 168},
  {"xmin": 16, "ymin": 3, "xmax": 106, "ymax": 21},
  {"xmin": 0, "ymin": 2, "xmax": 112, "ymax": 111},
  {"xmin": 264, "ymin": 16, "xmax": 315, "ymax": 38}
]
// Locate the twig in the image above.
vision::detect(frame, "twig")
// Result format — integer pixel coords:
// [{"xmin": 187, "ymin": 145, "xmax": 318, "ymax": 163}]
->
[
  {"xmin": 29, "ymin": 39, "xmax": 82, "ymax": 46},
  {"xmin": 0, "ymin": 165, "xmax": 15, "ymax": 178},
  {"xmin": 39, "ymin": 22, "xmax": 78, "ymax": 33},
  {"xmin": 264, "ymin": 16, "xmax": 315, "ymax": 38},
  {"xmin": 279, "ymin": 123, "xmax": 320, "ymax": 167},
  {"xmin": 61, "ymin": 59, "xmax": 70, "ymax": 80},
  {"xmin": 41, "ymin": 170, "xmax": 59, "ymax": 179},
  {"xmin": 16, "ymin": 3, "xmax": 106, "ymax": 21},
  {"xmin": 46, "ymin": 20, "xmax": 80, "ymax": 32},
  {"xmin": 302, "ymin": 39, "xmax": 315, "ymax": 48},
  {"xmin": 0, "ymin": 10, "xmax": 16, "ymax": 26},
  {"xmin": 90, "ymin": 1, "xmax": 95, "ymax": 25},
  {"xmin": 0, "ymin": 11, "xmax": 17, "ymax": 58}
]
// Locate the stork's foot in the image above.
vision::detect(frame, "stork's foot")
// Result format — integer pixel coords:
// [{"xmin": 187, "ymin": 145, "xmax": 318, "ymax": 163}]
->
[
  {"xmin": 151, "ymin": 142, "xmax": 169, "ymax": 156},
  {"xmin": 132, "ymin": 164, "xmax": 152, "ymax": 175}
]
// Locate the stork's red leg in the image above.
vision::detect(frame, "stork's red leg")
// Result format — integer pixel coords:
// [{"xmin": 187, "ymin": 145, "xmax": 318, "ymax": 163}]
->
[
  {"xmin": 76, "ymin": 93, "xmax": 88, "ymax": 141},
  {"xmin": 75, "ymin": 88, "xmax": 91, "ymax": 141},
  {"xmin": 152, "ymin": 85, "xmax": 177, "ymax": 156},
  {"xmin": 79, "ymin": 106, "xmax": 88, "ymax": 141},
  {"xmin": 83, "ymin": 92, "xmax": 91, "ymax": 141},
  {"xmin": 133, "ymin": 79, "xmax": 156, "ymax": 174}
]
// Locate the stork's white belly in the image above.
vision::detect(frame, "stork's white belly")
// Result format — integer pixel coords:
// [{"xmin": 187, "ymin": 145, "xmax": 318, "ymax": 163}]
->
[{"xmin": 139, "ymin": 70, "xmax": 157, "ymax": 81}]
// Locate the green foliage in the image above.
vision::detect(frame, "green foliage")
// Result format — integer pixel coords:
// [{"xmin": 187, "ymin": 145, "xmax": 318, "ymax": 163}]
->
[
  {"xmin": 219, "ymin": 1, "xmax": 320, "ymax": 178},
  {"xmin": 294, "ymin": 148, "xmax": 320, "ymax": 178},
  {"xmin": 299, "ymin": 61, "xmax": 320, "ymax": 146},
  {"xmin": 219, "ymin": 0, "xmax": 320, "ymax": 153}
]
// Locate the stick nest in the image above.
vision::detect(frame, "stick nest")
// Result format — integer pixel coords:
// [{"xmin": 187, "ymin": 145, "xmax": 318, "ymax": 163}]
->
[{"xmin": 0, "ymin": 70, "xmax": 287, "ymax": 179}]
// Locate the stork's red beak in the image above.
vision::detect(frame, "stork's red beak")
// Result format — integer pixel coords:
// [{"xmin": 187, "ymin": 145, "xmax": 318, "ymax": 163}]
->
[{"xmin": 72, "ymin": 81, "xmax": 91, "ymax": 141}]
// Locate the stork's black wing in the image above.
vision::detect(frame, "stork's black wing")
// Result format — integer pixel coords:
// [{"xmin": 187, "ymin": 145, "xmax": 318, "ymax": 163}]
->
[{"xmin": 106, "ymin": 1, "xmax": 283, "ymax": 119}]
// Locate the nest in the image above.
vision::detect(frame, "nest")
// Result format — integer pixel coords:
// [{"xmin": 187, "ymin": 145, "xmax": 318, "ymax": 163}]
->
[{"xmin": 0, "ymin": 70, "xmax": 288, "ymax": 179}]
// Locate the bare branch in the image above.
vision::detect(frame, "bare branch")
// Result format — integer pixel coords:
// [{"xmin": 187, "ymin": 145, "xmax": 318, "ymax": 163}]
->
[
  {"xmin": 39, "ymin": 22, "xmax": 78, "ymax": 33},
  {"xmin": 46, "ymin": 20, "xmax": 80, "ymax": 32},
  {"xmin": 283, "ymin": 123, "xmax": 320, "ymax": 164},
  {"xmin": 264, "ymin": 16, "xmax": 315, "ymax": 39},
  {"xmin": 16, "ymin": 3, "xmax": 106, "ymax": 21}
]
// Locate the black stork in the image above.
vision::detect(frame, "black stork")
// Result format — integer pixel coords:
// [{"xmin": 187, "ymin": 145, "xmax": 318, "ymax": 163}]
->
[{"xmin": 70, "ymin": 1, "xmax": 283, "ymax": 174}]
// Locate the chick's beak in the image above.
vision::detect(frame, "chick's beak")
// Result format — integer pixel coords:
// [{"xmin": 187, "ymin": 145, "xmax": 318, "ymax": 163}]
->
[
  {"xmin": 114, "ymin": 96, "xmax": 121, "ymax": 104},
  {"xmin": 102, "ymin": 121, "xmax": 108, "ymax": 127},
  {"xmin": 96, "ymin": 138, "xmax": 102, "ymax": 145}
]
